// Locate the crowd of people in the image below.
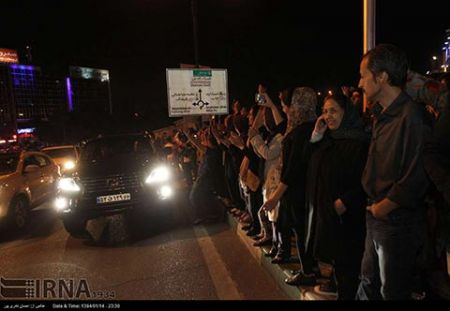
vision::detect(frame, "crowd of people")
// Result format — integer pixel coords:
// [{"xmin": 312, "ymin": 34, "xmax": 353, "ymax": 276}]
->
[{"xmin": 157, "ymin": 44, "xmax": 450, "ymax": 300}]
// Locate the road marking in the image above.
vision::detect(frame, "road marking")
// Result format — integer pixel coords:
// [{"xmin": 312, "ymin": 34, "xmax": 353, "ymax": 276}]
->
[{"xmin": 193, "ymin": 225, "xmax": 242, "ymax": 300}]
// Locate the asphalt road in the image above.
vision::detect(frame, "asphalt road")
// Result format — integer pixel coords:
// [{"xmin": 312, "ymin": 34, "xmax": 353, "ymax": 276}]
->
[{"xmin": 0, "ymin": 191, "xmax": 287, "ymax": 300}]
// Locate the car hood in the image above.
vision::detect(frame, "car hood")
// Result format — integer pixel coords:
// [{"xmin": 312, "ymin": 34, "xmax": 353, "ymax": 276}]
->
[
  {"xmin": 77, "ymin": 154, "xmax": 155, "ymax": 178},
  {"xmin": 0, "ymin": 173, "xmax": 15, "ymax": 182},
  {"xmin": 0, "ymin": 173, "xmax": 20, "ymax": 190}
]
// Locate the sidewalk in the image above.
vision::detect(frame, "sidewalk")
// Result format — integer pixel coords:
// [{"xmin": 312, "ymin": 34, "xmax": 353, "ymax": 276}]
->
[{"xmin": 226, "ymin": 211, "xmax": 336, "ymax": 301}]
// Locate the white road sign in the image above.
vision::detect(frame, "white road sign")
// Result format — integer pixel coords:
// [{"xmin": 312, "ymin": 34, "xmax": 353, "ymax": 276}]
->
[{"xmin": 166, "ymin": 68, "xmax": 228, "ymax": 117}]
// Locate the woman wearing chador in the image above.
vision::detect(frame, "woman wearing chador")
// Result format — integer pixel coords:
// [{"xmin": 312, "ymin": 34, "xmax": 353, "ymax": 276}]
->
[{"xmin": 306, "ymin": 93, "xmax": 369, "ymax": 299}]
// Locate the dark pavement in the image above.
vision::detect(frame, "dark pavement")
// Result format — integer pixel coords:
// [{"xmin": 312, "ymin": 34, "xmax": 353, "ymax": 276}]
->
[{"xmin": 0, "ymin": 192, "xmax": 287, "ymax": 300}]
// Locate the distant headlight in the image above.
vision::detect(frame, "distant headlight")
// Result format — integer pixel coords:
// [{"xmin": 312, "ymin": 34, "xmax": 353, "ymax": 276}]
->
[
  {"xmin": 58, "ymin": 178, "xmax": 81, "ymax": 192},
  {"xmin": 145, "ymin": 166, "xmax": 171, "ymax": 184},
  {"xmin": 63, "ymin": 160, "xmax": 76, "ymax": 170}
]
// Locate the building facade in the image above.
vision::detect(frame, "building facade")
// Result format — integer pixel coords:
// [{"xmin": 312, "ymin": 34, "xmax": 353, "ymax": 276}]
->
[
  {"xmin": 0, "ymin": 61, "xmax": 112, "ymax": 139},
  {"xmin": 68, "ymin": 66, "xmax": 112, "ymax": 115}
]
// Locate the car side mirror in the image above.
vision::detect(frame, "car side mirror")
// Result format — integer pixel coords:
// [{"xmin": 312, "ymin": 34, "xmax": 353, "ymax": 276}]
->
[{"xmin": 23, "ymin": 164, "xmax": 40, "ymax": 174}]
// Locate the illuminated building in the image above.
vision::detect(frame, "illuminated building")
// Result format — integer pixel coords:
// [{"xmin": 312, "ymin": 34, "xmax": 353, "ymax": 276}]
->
[{"xmin": 0, "ymin": 56, "xmax": 112, "ymax": 138}]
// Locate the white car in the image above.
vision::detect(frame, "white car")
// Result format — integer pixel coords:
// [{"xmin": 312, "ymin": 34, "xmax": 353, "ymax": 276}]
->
[
  {"xmin": 41, "ymin": 145, "xmax": 80, "ymax": 175},
  {"xmin": 0, "ymin": 151, "xmax": 60, "ymax": 229}
]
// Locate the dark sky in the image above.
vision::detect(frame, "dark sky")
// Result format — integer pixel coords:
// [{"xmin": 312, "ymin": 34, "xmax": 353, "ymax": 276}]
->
[{"xmin": 1, "ymin": 0, "xmax": 449, "ymax": 127}]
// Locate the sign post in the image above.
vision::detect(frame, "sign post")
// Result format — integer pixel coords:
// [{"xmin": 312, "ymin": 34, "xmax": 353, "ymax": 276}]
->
[
  {"xmin": 363, "ymin": 0, "xmax": 376, "ymax": 112},
  {"xmin": 166, "ymin": 68, "xmax": 228, "ymax": 117}
]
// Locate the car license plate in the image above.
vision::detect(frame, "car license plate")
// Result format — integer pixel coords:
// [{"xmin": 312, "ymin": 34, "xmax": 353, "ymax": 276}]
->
[{"xmin": 96, "ymin": 193, "xmax": 131, "ymax": 204}]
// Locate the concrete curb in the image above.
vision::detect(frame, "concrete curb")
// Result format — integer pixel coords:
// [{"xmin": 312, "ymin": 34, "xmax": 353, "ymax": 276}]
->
[{"xmin": 226, "ymin": 212, "xmax": 335, "ymax": 301}]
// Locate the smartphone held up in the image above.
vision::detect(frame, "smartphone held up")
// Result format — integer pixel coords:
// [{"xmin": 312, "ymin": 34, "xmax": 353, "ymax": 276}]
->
[{"xmin": 255, "ymin": 93, "xmax": 266, "ymax": 105}]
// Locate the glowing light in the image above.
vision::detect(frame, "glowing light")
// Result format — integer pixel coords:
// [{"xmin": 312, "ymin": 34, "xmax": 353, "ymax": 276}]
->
[
  {"xmin": 146, "ymin": 166, "xmax": 171, "ymax": 184},
  {"xmin": 10, "ymin": 64, "xmax": 34, "ymax": 70},
  {"xmin": 63, "ymin": 161, "xmax": 76, "ymax": 170},
  {"xmin": 17, "ymin": 128, "xmax": 35, "ymax": 134},
  {"xmin": 159, "ymin": 185, "xmax": 173, "ymax": 200},
  {"xmin": 66, "ymin": 77, "xmax": 74, "ymax": 112},
  {"xmin": 58, "ymin": 178, "xmax": 80, "ymax": 192},
  {"xmin": 54, "ymin": 197, "xmax": 69, "ymax": 211}
]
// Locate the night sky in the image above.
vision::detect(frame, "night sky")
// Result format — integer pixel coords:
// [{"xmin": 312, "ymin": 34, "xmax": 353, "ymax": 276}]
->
[{"xmin": 1, "ymin": 0, "xmax": 449, "ymax": 128}]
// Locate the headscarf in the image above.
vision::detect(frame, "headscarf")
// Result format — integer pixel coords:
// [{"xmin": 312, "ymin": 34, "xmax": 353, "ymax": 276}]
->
[
  {"xmin": 328, "ymin": 95, "xmax": 370, "ymax": 142},
  {"xmin": 286, "ymin": 87, "xmax": 317, "ymax": 134}
]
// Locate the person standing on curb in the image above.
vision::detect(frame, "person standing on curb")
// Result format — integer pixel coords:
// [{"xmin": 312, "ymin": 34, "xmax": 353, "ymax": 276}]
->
[{"xmin": 356, "ymin": 44, "xmax": 430, "ymax": 300}]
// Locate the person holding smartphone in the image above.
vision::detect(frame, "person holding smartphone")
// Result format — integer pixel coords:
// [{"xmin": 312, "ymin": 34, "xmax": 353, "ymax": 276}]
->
[{"xmin": 303, "ymin": 94, "xmax": 369, "ymax": 299}]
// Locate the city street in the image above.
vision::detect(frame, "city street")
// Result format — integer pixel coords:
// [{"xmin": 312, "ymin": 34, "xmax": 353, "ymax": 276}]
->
[
  {"xmin": 0, "ymin": 192, "xmax": 287, "ymax": 300},
  {"xmin": 1, "ymin": 0, "xmax": 449, "ymax": 302}
]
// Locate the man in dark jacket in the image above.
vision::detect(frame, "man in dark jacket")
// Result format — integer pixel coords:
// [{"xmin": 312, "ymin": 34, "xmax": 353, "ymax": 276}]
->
[{"xmin": 356, "ymin": 44, "xmax": 430, "ymax": 300}]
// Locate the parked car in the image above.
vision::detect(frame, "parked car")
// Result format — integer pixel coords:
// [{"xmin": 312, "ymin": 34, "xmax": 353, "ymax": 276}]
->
[
  {"xmin": 0, "ymin": 151, "xmax": 60, "ymax": 229},
  {"xmin": 55, "ymin": 133, "xmax": 178, "ymax": 239},
  {"xmin": 41, "ymin": 145, "xmax": 80, "ymax": 176}
]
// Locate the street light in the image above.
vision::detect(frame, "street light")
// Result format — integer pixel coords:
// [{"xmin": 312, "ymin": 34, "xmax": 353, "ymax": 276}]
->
[{"xmin": 431, "ymin": 55, "xmax": 440, "ymax": 73}]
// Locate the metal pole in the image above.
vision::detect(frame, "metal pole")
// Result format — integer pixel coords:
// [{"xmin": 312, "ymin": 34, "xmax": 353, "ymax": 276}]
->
[
  {"xmin": 363, "ymin": 0, "xmax": 376, "ymax": 112},
  {"xmin": 191, "ymin": 0, "xmax": 200, "ymax": 68},
  {"xmin": 107, "ymin": 80, "xmax": 113, "ymax": 115}
]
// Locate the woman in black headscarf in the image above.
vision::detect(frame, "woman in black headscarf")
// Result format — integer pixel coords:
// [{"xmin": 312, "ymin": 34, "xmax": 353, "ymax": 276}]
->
[{"xmin": 305, "ymin": 93, "xmax": 369, "ymax": 299}]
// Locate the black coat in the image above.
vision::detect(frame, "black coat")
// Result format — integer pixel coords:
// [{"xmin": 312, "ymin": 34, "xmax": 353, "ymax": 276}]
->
[
  {"xmin": 306, "ymin": 135, "xmax": 368, "ymax": 263},
  {"xmin": 278, "ymin": 122, "xmax": 315, "ymax": 227}
]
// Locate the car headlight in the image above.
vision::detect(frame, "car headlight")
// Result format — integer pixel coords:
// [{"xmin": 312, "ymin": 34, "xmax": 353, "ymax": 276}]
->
[
  {"xmin": 63, "ymin": 160, "xmax": 76, "ymax": 170},
  {"xmin": 54, "ymin": 197, "xmax": 70, "ymax": 211},
  {"xmin": 58, "ymin": 178, "xmax": 81, "ymax": 192},
  {"xmin": 145, "ymin": 166, "xmax": 171, "ymax": 184},
  {"xmin": 158, "ymin": 185, "xmax": 173, "ymax": 200}
]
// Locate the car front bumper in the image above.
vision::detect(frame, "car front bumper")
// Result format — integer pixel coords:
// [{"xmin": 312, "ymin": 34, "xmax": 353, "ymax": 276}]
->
[{"xmin": 55, "ymin": 182, "xmax": 177, "ymax": 220}]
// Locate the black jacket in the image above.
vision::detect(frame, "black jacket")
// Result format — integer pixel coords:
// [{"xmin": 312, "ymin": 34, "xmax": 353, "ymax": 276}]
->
[
  {"xmin": 362, "ymin": 92, "xmax": 430, "ymax": 209},
  {"xmin": 307, "ymin": 135, "xmax": 368, "ymax": 262},
  {"xmin": 278, "ymin": 121, "xmax": 315, "ymax": 227}
]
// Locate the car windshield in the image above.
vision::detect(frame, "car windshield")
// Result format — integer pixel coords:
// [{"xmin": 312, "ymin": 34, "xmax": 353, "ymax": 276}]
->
[
  {"xmin": 42, "ymin": 147, "xmax": 76, "ymax": 159},
  {"xmin": 81, "ymin": 136, "xmax": 153, "ymax": 162},
  {"xmin": 0, "ymin": 154, "xmax": 19, "ymax": 175}
]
